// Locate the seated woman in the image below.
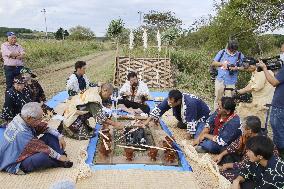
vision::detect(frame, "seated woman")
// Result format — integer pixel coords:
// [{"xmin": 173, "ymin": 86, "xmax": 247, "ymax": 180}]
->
[
  {"xmin": 60, "ymin": 83, "xmax": 122, "ymax": 140},
  {"xmin": 118, "ymin": 71, "xmax": 150, "ymax": 114},
  {"xmin": 213, "ymin": 116, "xmax": 264, "ymax": 182},
  {"xmin": 66, "ymin": 61, "xmax": 97, "ymax": 97},
  {"xmin": 193, "ymin": 97, "xmax": 241, "ymax": 154},
  {"xmin": 0, "ymin": 102, "xmax": 72, "ymax": 174},
  {"xmin": 232, "ymin": 136, "xmax": 284, "ymax": 189},
  {"xmin": 0, "ymin": 75, "xmax": 32, "ymax": 123},
  {"xmin": 20, "ymin": 67, "xmax": 54, "ymax": 115}
]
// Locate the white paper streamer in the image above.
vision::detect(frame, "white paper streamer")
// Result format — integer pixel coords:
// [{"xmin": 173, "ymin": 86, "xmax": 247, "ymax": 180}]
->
[
  {"xmin": 129, "ymin": 29, "xmax": 134, "ymax": 50},
  {"xmin": 157, "ymin": 30, "xmax": 161, "ymax": 52},
  {"xmin": 142, "ymin": 28, "xmax": 148, "ymax": 50}
]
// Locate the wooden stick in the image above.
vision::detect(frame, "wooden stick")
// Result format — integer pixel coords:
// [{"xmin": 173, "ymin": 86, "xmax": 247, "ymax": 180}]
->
[
  {"xmin": 140, "ymin": 144, "xmax": 166, "ymax": 151},
  {"xmin": 103, "ymin": 139, "xmax": 109, "ymax": 150},
  {"xmin": 140, "ymin": 144, "xmax": 182, "ymax": 153},
  {"xmin": 166, "ymin": 135, "xmax": 175, "ymax": 143},
  {"xmin": 116, "ymin": 145, "xmax": 146, "ymax": 151},
  {"xmin": 99, "ymin": 131, "xmax": 109, "ymax": 141}
]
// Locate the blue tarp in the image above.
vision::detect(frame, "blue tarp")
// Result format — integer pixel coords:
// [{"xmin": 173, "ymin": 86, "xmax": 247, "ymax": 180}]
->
[
  {"xmin": 41, "ymin": 90, "xmax": 192, "ymax": 172},
  {"xmin": 45, "ymin": 91, "xmax": 69, "ymax": 108}
]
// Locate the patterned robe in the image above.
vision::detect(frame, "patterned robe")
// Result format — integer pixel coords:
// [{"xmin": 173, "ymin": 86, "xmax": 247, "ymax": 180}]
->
[
  {"xmin": 150, "ymin": 93, "xmax": 210, "ymax": 134},
  {"xmin": 1, "ymin": 87, "xmax": 32, "ymax": 121},
  {"xmin": 239, "ymin": 155, "xmax": 284, "ymax": 189},
  {"xmin": 61, "ymin": 87, "xmax": 107, "ymax": 140},
  {"xmin": 221, "ymin": 134, "xmax": 279, "ymax": 182},
  {"xmin": 0, "ymin": 115, "xmax": 62, "ymax": 174},
  {"xmin": 25, "ymin": 79, "xmax": 46, "ymax": 102}
]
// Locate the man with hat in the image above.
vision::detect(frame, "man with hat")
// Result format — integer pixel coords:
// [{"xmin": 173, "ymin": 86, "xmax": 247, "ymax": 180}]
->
[
  {"xmin": 1, "ymin": 32, "xmax": 25, "ymax": 90},
  {"xmin": 1, "ymin": 75, "xmax": 31, "ymax": 123}
]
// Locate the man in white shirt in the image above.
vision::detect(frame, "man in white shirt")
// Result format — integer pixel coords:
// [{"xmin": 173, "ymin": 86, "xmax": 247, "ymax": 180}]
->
[{"xmin": 118, "ymin": 71, "xmax": 150, "ymax": 114}]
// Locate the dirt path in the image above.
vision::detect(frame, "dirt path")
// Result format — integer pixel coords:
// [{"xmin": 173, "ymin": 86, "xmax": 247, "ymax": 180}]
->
[{"xmin": 0, "ymin": 50, "xmax": 115, "ymax": 106}]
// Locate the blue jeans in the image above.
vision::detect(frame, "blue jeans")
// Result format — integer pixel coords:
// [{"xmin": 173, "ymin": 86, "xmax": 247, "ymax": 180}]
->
[
  {"xmin": 270, "ymin": 106, "xmax": 284, "ymax": 150},
  {"xmin": 194, "ymin": 122, "xmax": 223, "ymax": 154},
  {"xmin": 20, "ymin": 134, "xmax": 64, "ymax": 173},
  {"xmin": 4, "ymin": 65, "xmax": 23, "ymax": 90}
]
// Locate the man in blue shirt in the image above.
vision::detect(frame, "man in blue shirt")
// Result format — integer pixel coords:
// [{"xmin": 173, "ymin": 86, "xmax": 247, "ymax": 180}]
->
[
  {"xmin": 258, "ymin": 43, "xmax": 284, "ymax": 159},
  {"xmin": 212, "ymin": 40, "xmax": 244, "ymax": 110},
  {"xmin": 143, "ymin": 90, "xmax": 210, "ymax": 138}
]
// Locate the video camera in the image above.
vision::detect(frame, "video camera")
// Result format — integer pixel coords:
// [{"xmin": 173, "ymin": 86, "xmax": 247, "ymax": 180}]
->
[
  {"xmin": 227, "ymin": 64, "xmax": 236, "ymax": 75},
  {"xmin": 242, "ymin": 55, "xmax": 283, "ymax": 72},
  {"xmin": 224, "ymin": 88, "xmax": 252, "ymax": 103},
  {"xmin": 209, "ymin": 63, "xmax": 238, "ymax": 82}
]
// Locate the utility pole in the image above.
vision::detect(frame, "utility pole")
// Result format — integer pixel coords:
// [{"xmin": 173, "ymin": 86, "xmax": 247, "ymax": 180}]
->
[
  {"xmin": 138, "ymin": 11, "xmax": 143, "ymax": 26},
  {"xmin": 41, "ymin": 8, "xmax": 48, "ymax": 39},
  {"xmin": 62, "ymin": 29, "xmax": 65, "ymax": 40}
]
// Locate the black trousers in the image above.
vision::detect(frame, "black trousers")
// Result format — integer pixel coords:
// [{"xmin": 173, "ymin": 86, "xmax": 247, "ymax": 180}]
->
[
  {"xmin": 118, "ymin": 99, "xmax": 150, "ymax": 114},
  {"xmin": 4, "ymin": 65, "xmax": 23, "ymax": 90}
]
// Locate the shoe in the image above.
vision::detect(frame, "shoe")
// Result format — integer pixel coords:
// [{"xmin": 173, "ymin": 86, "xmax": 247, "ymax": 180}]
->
[
  {"xmin": 59, "ymin": 161, "xmax": 73, "ymax": 168},
  {"xmin": 195, "ymin": 146, "xmax": 207, "ymax": 153}
]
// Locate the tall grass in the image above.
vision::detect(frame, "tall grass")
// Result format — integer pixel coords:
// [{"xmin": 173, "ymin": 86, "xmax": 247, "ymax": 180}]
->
[
  {"xmin": 0, "ymin": 39, "xmax": 105, "ymax": 75},
  {"xmin": 120, "ymin": 46, "xmax": 253, "ymax": 105}
]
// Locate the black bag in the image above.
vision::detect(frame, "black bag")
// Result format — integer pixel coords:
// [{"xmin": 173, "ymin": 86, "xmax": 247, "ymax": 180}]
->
[{"xmin": 210, "ymin": 50, "xmax": 225, "ymax": 82}]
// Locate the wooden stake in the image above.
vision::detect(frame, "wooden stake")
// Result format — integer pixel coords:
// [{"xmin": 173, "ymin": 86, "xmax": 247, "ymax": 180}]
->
[
  {"xmin": 140, "ymin": 144, "xmax": 182, "ymax": 153},
  {"xmin": 103, "ymin": 139, "xmax": 109, "ymax": 150},
  {"xmin": 99, "ymin": 131, "xmax": 109, "ymax": 141},
  {"xmin": 116, "ymin": 145, "xmax": 146, "ymax": 151}
]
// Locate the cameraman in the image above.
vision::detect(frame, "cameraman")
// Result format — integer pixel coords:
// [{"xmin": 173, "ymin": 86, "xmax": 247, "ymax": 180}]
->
[
  {"xmin": 235, "ymin": 65, "xmax": 275, "ymax": 128},
  {"xmin": 212, "ymin": 39, "xmax": 244, "ymax": 110},
  {"xmin": 258, "ymin": 43, "xmax": 284, "ymax": 159}
]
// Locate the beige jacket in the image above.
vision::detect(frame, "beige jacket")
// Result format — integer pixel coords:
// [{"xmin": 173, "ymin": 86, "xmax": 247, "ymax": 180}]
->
[
  {"xmin": 63, "ymin": 87, "xmax": 102, "ymax": 127},
  {"xmin": 249, "ymin": 70, "xmax": 275, "ymax": 108}
]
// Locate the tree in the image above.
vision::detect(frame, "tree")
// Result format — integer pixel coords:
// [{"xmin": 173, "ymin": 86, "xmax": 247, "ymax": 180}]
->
[
  {"xmin": 64, "ymin": 30, "xmax": 69, "ymax": 38},
  {"xmin": 162, "ymin": 27, "xmax": 180, "ymax": 46},
  {"xmin": 55, "ymin": 27, "xmax": 63, "ymax": 40},
  {"xmin": 55, "ymin": 27, "xmax": 70, "ymax": 40},
  {"xmin": 69, "ymin": 25, "xmax": 95, "ymax": 40},
  {"xmin": 106, "ymin": 19, "xmax": 125, "ymax": 41},
  {"xmin": 188, "ymin": 0, "xmax": 284, "ymax": 54},
  {"xmin": 143, "ymin": 10, "xmax": 182, "ymax": 31}
]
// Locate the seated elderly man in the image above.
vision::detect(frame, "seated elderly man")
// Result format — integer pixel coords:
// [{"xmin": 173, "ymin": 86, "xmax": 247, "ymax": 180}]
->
[
  {"xmin": 0, "ymin": 102, "xmax": 72, "ymax": 174},
  {"xmin": 118, "ymin": 71, "xmax": 150, "ymax": 114},
  {"xmin": 193, "ymin": 97, "xmax": 241, "ymax": 154},
  {"xmin": 1, "ymin": 75, "xmax": 31, "ymax": 123},
  {"xmin": 60, "ymin": 83, "xmax": 122, "ymax": 140},
  {"xmin": 143, "ymin": 89, "xmax": 210, "ymax": 138},
  {"xmin": 66, "ymin": 61, "xmax": 97, "ymax": 97}
]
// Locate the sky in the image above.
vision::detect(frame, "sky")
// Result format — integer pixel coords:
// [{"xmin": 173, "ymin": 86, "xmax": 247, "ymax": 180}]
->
[{"xmin": 0, "ymin": 0, "xmax": 283, "ymax": 37}]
